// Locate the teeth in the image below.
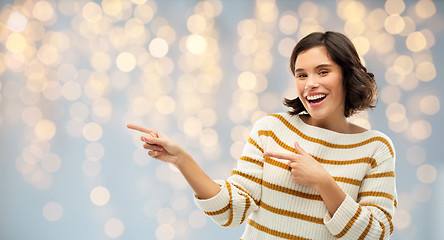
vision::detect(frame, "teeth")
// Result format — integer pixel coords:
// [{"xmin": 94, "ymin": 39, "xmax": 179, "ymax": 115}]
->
[{"xmin": 306, "ymin": 94, "xmax": 326, "ymax": 101}]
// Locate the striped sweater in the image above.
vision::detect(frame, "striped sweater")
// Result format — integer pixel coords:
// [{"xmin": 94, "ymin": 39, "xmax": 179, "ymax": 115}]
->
[{"xmin": 194, "ymin": 113, "xmax": 397, "ymax": 239}]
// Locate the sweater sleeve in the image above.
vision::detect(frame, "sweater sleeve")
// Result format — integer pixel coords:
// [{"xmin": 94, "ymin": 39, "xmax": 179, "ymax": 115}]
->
[
  {"xmin": 193, "ymin": 118, "xmax": 266, "ymax": 228},
  {"xmin": 324, "ymin": 136, "xmax": 397, "ymax": 239}
]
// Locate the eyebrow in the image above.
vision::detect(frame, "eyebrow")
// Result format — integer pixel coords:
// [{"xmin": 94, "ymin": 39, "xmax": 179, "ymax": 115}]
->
[{"xmin": 294, "ymin": 64, "xmax": 334, "ymax": 73}]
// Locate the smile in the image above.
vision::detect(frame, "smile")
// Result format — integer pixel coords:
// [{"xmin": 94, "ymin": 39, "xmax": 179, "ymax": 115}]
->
[{"xmin": 305, "ymin": 94, "xmax": 327, "ymax": 107}]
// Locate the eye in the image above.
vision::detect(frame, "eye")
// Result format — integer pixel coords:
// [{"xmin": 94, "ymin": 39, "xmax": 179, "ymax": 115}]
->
[
  {"xmin": 319, "ymin": 70, "xmax": 328, "ymax": 76},
  {"xmin": 297, "ymin": 73, "xmax": 307, "ymax": 79}
]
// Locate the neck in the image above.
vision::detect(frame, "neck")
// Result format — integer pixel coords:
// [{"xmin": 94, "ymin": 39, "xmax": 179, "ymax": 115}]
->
[{"xmin": 301, "ymin": 114, "xmax": 351, "ymax": 134}]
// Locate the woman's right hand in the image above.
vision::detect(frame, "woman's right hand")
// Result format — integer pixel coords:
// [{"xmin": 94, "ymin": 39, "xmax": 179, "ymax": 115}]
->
[{"xmin": 127, "ymin": 124, "xmax": 190, "ymax": 167}]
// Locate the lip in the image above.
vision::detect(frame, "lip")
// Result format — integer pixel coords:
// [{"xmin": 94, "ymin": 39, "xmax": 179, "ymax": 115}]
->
[{"xmin": 304, "ymin": 92, "xmax": 328, "ymax": 108}]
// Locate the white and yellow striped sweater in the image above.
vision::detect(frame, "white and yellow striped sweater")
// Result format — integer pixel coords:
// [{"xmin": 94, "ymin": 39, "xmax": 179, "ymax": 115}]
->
[{"xmin": 195, "ymin": 113, "xmax": 397, "ymax": 239}]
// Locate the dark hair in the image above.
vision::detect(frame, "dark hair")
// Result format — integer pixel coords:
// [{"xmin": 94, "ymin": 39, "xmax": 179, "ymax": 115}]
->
[{"xmin": 284, "ymin": 31, "xmax": 377, "ymax": 118}]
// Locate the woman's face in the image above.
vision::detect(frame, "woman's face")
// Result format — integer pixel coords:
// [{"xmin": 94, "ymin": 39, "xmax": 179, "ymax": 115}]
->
[{"xmin": 294, "ymin": 46, "xmax": 346, "ymax": 122}]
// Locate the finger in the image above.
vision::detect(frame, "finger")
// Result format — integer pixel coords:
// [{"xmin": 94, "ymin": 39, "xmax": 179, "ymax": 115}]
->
[
  {"xmin": 142, "ymin": 135, "xmax": 169, "ymax": 147},
  {"xmin": 143, "ymin": 143, "xmax": 163, "ymax": 151},
  {"xmin": 294, "ymin": 142, "xmax": 308, "ymax": 156},
  {"xmin": 263, "ymin": 152, "xmax": 295, "ymax": 161},
  {"xmin": 127, "ymin": 124, "xmax": 156, "ymax": 135}
]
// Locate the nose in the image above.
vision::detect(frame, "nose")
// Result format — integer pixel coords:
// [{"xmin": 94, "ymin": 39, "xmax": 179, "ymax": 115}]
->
[{"xmin": 305, "ymin": 75, "xmax": 319, "ymax": 90}]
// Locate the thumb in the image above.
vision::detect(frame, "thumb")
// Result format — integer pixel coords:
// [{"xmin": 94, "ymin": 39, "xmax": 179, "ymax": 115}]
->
[
  {"xmin": 294, "ymin": 142, "xmax": 307, "ymax": 156},
  {"xmin": 143, "ymin": 135, "xmax": 169, "ymax": 147}
]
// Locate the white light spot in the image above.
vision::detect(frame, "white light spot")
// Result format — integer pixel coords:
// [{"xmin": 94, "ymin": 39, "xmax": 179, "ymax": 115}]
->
[
  {"xmin": 7, "ymin": 12, "xmax": 28, "ymax": 32},
  {"xmin": 90, "ymin": 186, "xmax": 111, "ymax": 206},
  {"xmin": 104, "ymin": 218, "xmax": 124, "ymax": 238},
  {"xmin": 42, "ymin": 202, "xmax": 63, "ymax": 222}
]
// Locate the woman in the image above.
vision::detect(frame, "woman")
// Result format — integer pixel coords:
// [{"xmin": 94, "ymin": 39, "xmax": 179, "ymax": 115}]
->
[{"xmin": 128, "ymin": 31, "xmax": 397, "ymax": 239}]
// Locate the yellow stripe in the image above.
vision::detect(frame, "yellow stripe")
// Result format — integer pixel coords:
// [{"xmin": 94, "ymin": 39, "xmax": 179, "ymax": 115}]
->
[
  {"xmin": 358, "ymin": 191, "xmax": 396, "ymax": 206},
  {"xmin": 361, "ymin": 203, "xmax": 393, "ymax": 235},
  {"xmin": 364, "ymin": 171, "xmax": 395, "ymax": 179},
  {"xmin": 221, "ymin": 181, "xmax": 234, "ymax": 227},
  {"xmin": 231, "ymin": 170, "xmax": 322, "ymax": 201},
  {"xmin": 203, "ymin": 204, "xmax": 230, "ymax": 216},
  {"xmin": 239, "ymin": 192, "xmax": 250, "ymax": 225},
  {"xmin": 248, "ymin": 137, "xmax": 263, "ymax": 153},
  {"xmin": 259, "ymin": 130, "xmax": 377, "ymax": 168},
  {"xmin": 264, "ymin": 157, "xmax": 362, "ymax": 187},
  {"xmin": 231, "ymin": 183, "xmax": 260, "ymax": 206},
  {"xmin": 332, "ymin": 176, "xmax": 361, "ymax": 186},
  {"xmin": 247, "ymin": 219, "xmax": 310, "ymax": 240},
  {"xmin": 240, "ymin": 155, "xmax": 263, "ymax": 167},
  {"xmin": 378, "ymin": 220, "xmax": 386, "ymax": 240},
  {"xmin": 359, "ymin": 213, "xmax": 373, "ymax": 239},
  {"xmin": 268, "ymin": 113, "xmax": 395, "ymax": 157},
  {"xmin": 335, "ymin": 206, "xmax": 362, "ymax": 238},
  {"xmin": 260, "ymin": 201, "xmax": 323, "ymax": 224}
]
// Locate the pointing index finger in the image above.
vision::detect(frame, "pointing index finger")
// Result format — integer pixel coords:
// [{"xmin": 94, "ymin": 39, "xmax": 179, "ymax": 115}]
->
[{"xmin": 127, "ymin": 124, "xmax": 156, "ymax": 135}]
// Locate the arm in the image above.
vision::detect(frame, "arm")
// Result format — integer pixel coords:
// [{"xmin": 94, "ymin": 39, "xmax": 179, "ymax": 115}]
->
[{"xmin": 127, "ymin": 124, "xmax": 220, "ymax": 199}]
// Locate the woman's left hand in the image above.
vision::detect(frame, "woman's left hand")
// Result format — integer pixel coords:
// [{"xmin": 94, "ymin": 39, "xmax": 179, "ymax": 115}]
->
[{"xmin": 263, "ymin": 142, "xmax": 331, "ymax": 189}]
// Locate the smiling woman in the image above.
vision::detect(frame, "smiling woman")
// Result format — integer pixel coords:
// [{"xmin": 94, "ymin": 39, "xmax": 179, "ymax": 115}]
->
[{"xmin": 129, "ymin": 31, "xmax": 397, "ymax": 239}]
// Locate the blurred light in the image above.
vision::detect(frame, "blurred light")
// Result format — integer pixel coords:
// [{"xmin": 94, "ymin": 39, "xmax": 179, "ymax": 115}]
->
[
  {"xmin": 298, "ymin": 1, "xmax": 318, "ymax": 19},
  {"xmin": 82, "ymin": 160, "xmax": 101, "ymax": 176},
  {"xmin": 381, "ymin": 85, "xmax": 402, "ymax": 104},
  {"xmin": 409, "ymin": 120, "xmax": 432, "ymax": 141},
  {"xmin": 41, "ymin": 153, "xmax": 62, "ymax": 173},
  {"xmin": 415, "ymin": 61, "xmax": 436, "ymax": 82},
  {"xmin": 187, "ymin": 14, "xmax": 206, "ymax": 34},
  {"xmin": 384, "ymin": 14, "xmax": 405, "ymax": 34},
  {"xmin": 82, "ymin": 122, "xmax": 103, "ymax": 141},
  {"xmin": 35, "ymin": 119, "xmax": 57, "ymax": 140},
  {"xmin": 419, "ymin": 95, "xmax": 440, "ymax": 115},
  {"xmin": 388, "ymin": 117, "xmax": 408, "ymax": 133},
  {"xmin": 278, "ymin": 37, "xmax": 296, "ymax": 57},
  {"xmin": 42, "ymin": 202, "xmax": 63, "ymax": 222},
  {"xmin": 186, "ymin": 34, "xmax": 207, "ymax": 55},
  {"xmin": 61, "ymin": 81, "xmax": 82, "ymax": 101},
  {"xmin": 104, "ymin": 218, "xmax": 125, "ymax": 238},
  {"xmin": 352, "ymin": 36, "xmax": 370, "ymax": 56},
  {"xmin": 230, "ymin": 141, "xmax": 245, "ymax": 159},
  {"xmin": 406, "ymin": 31, "xmax": 426, "ymax": 52},
  {"xmin": 91, "ymin": 52, "xmax": 112, "ymax": 72},
  {"xmin": 416, "ymin": 164, "xmax": 437, "ymax": 184},
  {"xmin": 6, "ymin": 33, "xmax": 27, "ymax": 53},
  {"xmin": 399, "ymin": 16, "xmax": 415, "ymax": 37},
  {"xmin": 31, "ymin": 168, "xmax": 53, "ymax": 189},
  {"xmin": 22, "ymin": 107, "xmax": 43, "ymax": 126},
  {"xmin": 368, "ymin": 9, "xmax": 387, "ymax": 30},
  {"xmin": 149, "ymin": 38, "xmax": 169, "ymax": 58},
  {"xmin": 345, "ymin": 20, "xmax": 364, "ymax": 37},
  {"xmin": 200, "ymin": 128, "xmax": 218, "ymax": 147},
  {"xmin": 125, "ymin": 18, "xmax": 145, "ymax": 39},
  {"xmin": 85, "ymin": 142, "xmax": 105, "ymax": 161},
  {"xmin": 188, "ymin": 210, "xmax": 207, "ymax": 229},
  {"xmin": 406, "ymin": 145, "xmax": 426, "ymax": 165},
  {"xmin": 183, "ymin": 117, "xmax": 202, "ymax": 137},
  {"xmin": 7, "ymin": 12, "xmax": 28, "ymax": 32},
  {"xmin": 116, "ymin": 52, "xmax": 136, "ymax": 72},
  {"xmin": 42, "ymin": 81, "xmax": 62, "ymax": 100},
  {"xmin": 415, "ymin": 0, "xmax": 436, "ymax": 19},
  {"xmin": 69, "ymin": 102, "xmax": 89, "ymax": 121},
  {"xmin": 33, "ymin": 1, "xmax": 55, "ymax": 22},
  {"xmin": 393, "ymin": 208, "xmax": 411, "ymax": 229},
  {"xmin": 385, "ymin": 0, "xmax": 405, "ymax": 15},
  {"xmin": 82, "ymin": 2, "xmax": 103, "ymax": 23},
  {"xmin": 156, "ymin": 224, "xmax": 175, "ymax": 240},
  {"xmin": 157, "ymin": 208, "xmax": 176, "ymax": 224},
  {"xmin": 133, "ymin": 148, "xmax": 150, "ymax": 166},
  {"xmin": 411, "ymin": 183, "xmax": 432, "ymax": 202},
  {"xmin": 237, "ymin": 19, "xmax": 258, "ymax": 38},
  {"xmin": 279, "ymin": 12, "xmax": 299, "ymax": 35},
  {"xmin": 198, "ymin": 109, "xmax": 217, "ymax": 127},
  {"xmin": 156, "ymin": 95, "xmax": 176, "ymax": 115},
  {"xmin": 337, "ymin": 1, "xmax": 366, "ymax": 20},
  {"xmin": 102, "ymin": 0, "xmax": 123, "ymax": 17},
  {"xmin": 134, "ymin": 4, "xmax": 155, "ymax": 23},
  {"xmin": 90, "ymin": 186, "xmax": 111, "ymax": 206},
  {"xmin": 393, "ymin": 55, "xmax": 414, "ymax": 75},
  {"xmin": 238, "ymin": 71, "xmax": 257, "ymax": 91},
  {"xmin": 93, "ymin": 98, "xmax": 113, "ymax": 119}
]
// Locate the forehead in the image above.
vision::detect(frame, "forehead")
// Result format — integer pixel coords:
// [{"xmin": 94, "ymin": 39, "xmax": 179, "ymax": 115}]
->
[{"xmin": 294, "ymin": 46, "xmax": 335, "ymax": 67}]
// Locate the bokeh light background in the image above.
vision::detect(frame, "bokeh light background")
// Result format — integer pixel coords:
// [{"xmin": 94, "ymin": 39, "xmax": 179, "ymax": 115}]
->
[{"xmin": 0, "ymin": 0, "xmax": 443, "ymax": 239}]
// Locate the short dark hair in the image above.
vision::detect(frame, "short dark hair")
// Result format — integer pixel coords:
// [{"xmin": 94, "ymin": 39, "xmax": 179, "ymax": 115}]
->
[{"xmin": 284, "ymin": 31, "xmax": 377, "ymax": 118}]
